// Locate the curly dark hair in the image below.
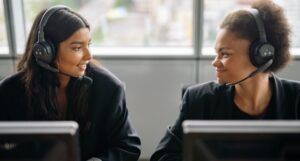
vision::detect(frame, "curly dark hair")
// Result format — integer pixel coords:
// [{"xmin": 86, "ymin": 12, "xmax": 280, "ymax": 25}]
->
[{"xmin": 220, "ymin": 0, "xmax": 292, "ymax": 72}]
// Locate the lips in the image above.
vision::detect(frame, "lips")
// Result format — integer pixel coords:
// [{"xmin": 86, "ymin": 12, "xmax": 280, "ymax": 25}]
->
[
  {"xmin": 215, "ymin": 68, "xmax": 226, "ymax": 78},
  {"xmin": 78, "ymin": 64, "xmax": 87, "ymax": 71},
  {"xmin": 215, "ymin": 68, "xmax": 226, "ymax": 73}
]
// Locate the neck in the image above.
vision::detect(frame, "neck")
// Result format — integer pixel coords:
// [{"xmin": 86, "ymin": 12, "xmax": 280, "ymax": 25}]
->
[
  {"xmin": 234, "ymin": 73, "xmax": 272, "ymax": 116},
  {"xmin": 56, "ymin": 74, "xmax": 69, "ymax": 119},
  {"xmin": 58, "ymin": 73, "xmax": 70, "ymax": 89}
]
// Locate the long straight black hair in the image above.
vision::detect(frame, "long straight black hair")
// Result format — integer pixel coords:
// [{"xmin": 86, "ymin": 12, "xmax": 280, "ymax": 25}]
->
[{"xmin": 18, "ymin": 6, "xmax": 92, "ymax": 130}]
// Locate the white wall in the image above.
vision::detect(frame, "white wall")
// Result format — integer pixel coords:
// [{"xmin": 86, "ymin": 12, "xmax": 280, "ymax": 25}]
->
[{"xmin": 1, "ymin": 58, "xmax": 300, "ymax": 159}]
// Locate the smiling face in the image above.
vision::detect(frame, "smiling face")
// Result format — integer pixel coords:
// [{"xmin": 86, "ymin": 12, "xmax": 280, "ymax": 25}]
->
[
  {"xmin": 212, "ymin": 29, "xmax": 256, "ymax": 85},
  {"xmin": 56, "ymin": 27, "xmax": 92, "ymax": 78}
]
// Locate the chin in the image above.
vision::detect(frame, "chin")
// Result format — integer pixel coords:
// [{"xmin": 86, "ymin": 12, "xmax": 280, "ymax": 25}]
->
[
  {"xmin": 216, "ymin": 78, "xmax": 224, "ymax": 84},
  {"xmin": 78, "ymin": 74, "xmax": 85, "ymax": 77},
  {"xmin": 78, "ymin": 71, "xmax": 85, "ymax": 77}
]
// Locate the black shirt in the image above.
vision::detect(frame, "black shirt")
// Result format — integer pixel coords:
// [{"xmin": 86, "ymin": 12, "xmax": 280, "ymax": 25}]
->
[
  {"xmin": 151, "ymin": 74, "xmax": 300, "ymax": 161},
  {"xmin": 0, "ymin": 64, "xmax": 141, "ymax": 161}
]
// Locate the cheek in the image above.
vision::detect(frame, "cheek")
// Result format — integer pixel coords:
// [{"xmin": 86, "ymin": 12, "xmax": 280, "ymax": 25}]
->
[
  {"xmin": 223, "ymin": 57, "xmax": 246, "ymax": 72},
  {"xmin": 230, "ymin": 59, "xmax": 255, "ymax": 77},
  {"xmin": 239, "ymin": 57, "xmax": 256, "ymax": 70},
  {"xmin": 58, "ymin": 53, "xmax": 81, "ymax": 68}
]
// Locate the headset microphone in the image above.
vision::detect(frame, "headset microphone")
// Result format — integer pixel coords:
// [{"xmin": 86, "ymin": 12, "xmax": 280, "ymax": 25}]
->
[
  {"xmin": 37, "ymin": 56, "xmax": 93, "ymax": 85},
  {"xmin": 36, "ymin": 58, "xmax": 59, "ymax": 73},
  {"xmin": 58, "ymin": 68, "xmax": 93, "ymax": 86},
  {"xmin": 59, "ymin": 69, "xmax": 93, "ymax": 86},
  {"xmin": 225, "ymin": 59, "xmax": 273, "ymax": 86}
]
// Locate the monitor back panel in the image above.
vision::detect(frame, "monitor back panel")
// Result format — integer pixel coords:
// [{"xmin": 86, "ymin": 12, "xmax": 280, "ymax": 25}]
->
[
  {"xmin": 0, "ymin": 121, "xmax": 80, "ymax": 161},
  {"xmin": 183, "ymin": 120, "xmax": 300, "ymax": 161}
]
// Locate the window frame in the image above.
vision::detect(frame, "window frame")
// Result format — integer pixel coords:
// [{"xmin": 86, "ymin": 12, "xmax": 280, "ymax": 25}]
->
[
  {"xmin": 2, "ymin": 0, "xmax": 26, "ymax": 57},
  {"xmin": 199, "ymin": 0, "xmax": 300, "ymax": 59},
  {"xmin": 19, "ymin": 0, "xmax": 198, "ymax": 58},
  {"xmin": 2, "ymin": 0, "xmax": 300, "ymax": 59},
  {"xmin": 0, "ymin": 0, "xmax": 9, "ymax": 55}
]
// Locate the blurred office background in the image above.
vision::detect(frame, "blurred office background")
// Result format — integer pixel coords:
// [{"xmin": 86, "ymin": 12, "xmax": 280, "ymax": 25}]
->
[{"xmin": 1, "ymin": 0, "xmax": 300, "ymax": 160}]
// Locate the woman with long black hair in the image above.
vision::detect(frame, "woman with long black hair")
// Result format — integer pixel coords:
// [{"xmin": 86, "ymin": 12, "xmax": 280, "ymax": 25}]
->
[{"xmin": 0, "ymin": 5, "xmax": 141, "ymax": 161}]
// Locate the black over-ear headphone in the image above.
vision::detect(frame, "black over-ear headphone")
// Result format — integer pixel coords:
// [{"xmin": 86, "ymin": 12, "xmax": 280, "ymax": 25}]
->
[
  {"xmin": 32, "ymin": 5, "xmax": 69, "ymax": 73},
  {"xmin": 248, "ymin": 8, "xmax": 274, "ymax": 68}
]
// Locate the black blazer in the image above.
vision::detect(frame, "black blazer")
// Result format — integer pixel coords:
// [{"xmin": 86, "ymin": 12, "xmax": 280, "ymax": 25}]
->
[
  {"xmin": 0, "ymin": 64, "xmax": 141, "ymax": 161},
  {"xmin": 151, "ymin": 74, "xmax": 300, "ymax": 161}
]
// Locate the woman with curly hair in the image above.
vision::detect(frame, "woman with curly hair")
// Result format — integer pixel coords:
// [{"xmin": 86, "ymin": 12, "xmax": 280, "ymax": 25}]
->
[{"xmin": 151, "ymin": 0, "xmax": 299, "ymax": 160}]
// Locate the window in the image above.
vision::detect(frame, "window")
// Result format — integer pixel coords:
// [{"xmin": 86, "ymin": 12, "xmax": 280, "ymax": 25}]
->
[
  {"xmin": 273, "ymin": 0, "xmax": 300, "ymax": 55},
  {"xmin": 202, "ymin": 0, "xmax": 300, "ymax": 56},
  {"xmin": 0, "ymin": 1, "xmax": 9, "ymax": 55},
  {"xmin": 201, "ymin": 0, "xmax": 240, "ymax": 55},
  {"xmin": 23, "ymin": 0, "xmax": 193, "ymax": 56}
]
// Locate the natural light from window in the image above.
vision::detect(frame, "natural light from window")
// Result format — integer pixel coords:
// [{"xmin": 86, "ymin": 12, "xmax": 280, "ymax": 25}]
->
[
  {"xmin": 23, "ymin": 0, "xmax": 193, "ymax": 56},
  {"xmin": 202, "ymin": 0, "xmax": 300, "ymax": 56},
  {"xmin": 0, "ymin": 2, "xmax": 9, "ymax": 55}
]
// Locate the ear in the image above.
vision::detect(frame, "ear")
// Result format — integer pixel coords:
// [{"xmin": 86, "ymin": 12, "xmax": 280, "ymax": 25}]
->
[{"xmin": 54, "ymin": 59, "xmax": 60, "ymax": 70}]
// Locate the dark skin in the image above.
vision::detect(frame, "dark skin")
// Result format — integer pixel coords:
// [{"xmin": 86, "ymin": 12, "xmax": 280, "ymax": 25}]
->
[{"xmin": 212, "ymin": 29, "xmax": 272, "ymax": 116}]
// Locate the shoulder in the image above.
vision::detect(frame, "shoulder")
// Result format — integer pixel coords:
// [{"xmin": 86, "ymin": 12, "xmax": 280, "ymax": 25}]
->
[
  {"xmin": 181, "ymin": 81, "xmax": 232, "ymax": 119},
  {"xmin": 0, "ymin": 72, "xmax": 23, "ymax": 90},
  {"xmin": 87, "ymin": 63, "xmax": 124, "ymax": 92},
  {"xmin": 0, "ymin": 72, "xmax": 25, "ymax": 107},
  {"xmin": 182, "ymin": 81, "xmax": 230, "ymax": 109},
  {"xmin": 272, "ymin": 74, "xmax": 300, "ymax": 93},
  {"xmin": 185, "ymin": 81, "xmax": 228, "ymax": 99}
]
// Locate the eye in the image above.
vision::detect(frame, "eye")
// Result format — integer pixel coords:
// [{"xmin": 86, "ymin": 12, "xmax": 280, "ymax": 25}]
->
[
  {"xmin": 222, "ymin": 52, "xmax": 231, "ymax": 58},
  {"xmin": 72, "ymin": 46, "xmax": 82, "ymax": 52}
]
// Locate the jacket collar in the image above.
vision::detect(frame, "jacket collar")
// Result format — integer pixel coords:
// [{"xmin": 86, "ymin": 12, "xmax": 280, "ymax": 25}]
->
[{"xmin": 270, "ymin": 73, "xmax": 286, "ymax": 118}]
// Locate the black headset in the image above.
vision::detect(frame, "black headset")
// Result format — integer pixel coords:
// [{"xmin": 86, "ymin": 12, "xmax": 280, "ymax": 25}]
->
[
  {"xmin": 32, "ymin": 5, "xmax": 69, "ymax": 73},
  {"xmin": 248, "ymin": 8, "xmax": 274, "ymax": 68}
]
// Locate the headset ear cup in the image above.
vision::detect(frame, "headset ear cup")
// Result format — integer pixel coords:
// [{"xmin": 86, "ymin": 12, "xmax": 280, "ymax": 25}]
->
[
  {"xmin": 249, "ymin": 41, "xmax": 274, "ymax": 67},
  {"xmin": 33, "ymin": 40, "xmax": 55, "ymax": 64},
  {"xmin": 46, "ymin": 40, "xmax": 56, "ymax": 62},
  {"xmin": 249, "ymin": 41, "xmax": 260, "ymax": 67}
]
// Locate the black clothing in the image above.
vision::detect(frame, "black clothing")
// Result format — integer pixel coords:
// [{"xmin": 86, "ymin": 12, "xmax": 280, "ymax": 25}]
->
[
  {"xmin": 151, "ymin": 74, "xmax": 300, "ymax": 161},
  {"xmin": 0, "ymin": 64, "xmax": 141, "ymax": 161}
]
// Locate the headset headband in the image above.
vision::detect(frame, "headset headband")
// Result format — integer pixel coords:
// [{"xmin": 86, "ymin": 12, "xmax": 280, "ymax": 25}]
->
[
  {"xmin": 248, "ymin": 8, "xmax": 267, "ymax": 43},
  {"xmin": 37, "ymin": 5, "xmax": 69, "ymax": 42}
]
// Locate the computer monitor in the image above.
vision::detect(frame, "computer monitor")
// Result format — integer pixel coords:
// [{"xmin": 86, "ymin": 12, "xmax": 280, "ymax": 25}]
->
[
  {"xmin": 183, "ymin": 120, "xmax": 300, "ymax": 161},
  {"xmin": 0, "ymin": 121, "xmax": 80, "ymax": 161}
]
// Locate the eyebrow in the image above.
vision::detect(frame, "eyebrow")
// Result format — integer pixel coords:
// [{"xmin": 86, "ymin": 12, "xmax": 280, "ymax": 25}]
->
[
  {"xmin": 215, "ymin": 46, "xmax": 229, "ymax": 52},
  {"xmin": 71, "ymin": 41, "xmax": 83, "ymax": 45},
  {"xmin": 70, "ymin": 39, "xmax": 92, "ymax": 45}
]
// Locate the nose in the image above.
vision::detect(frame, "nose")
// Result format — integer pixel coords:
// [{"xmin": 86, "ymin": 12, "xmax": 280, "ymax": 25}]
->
[
  {"xmin": 84, "ymin": 47, "xmax": 93, "ymax": 61},
  {"xmin": 211, "ymin": 56, "xmax": 220, "ymax": 67}
]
